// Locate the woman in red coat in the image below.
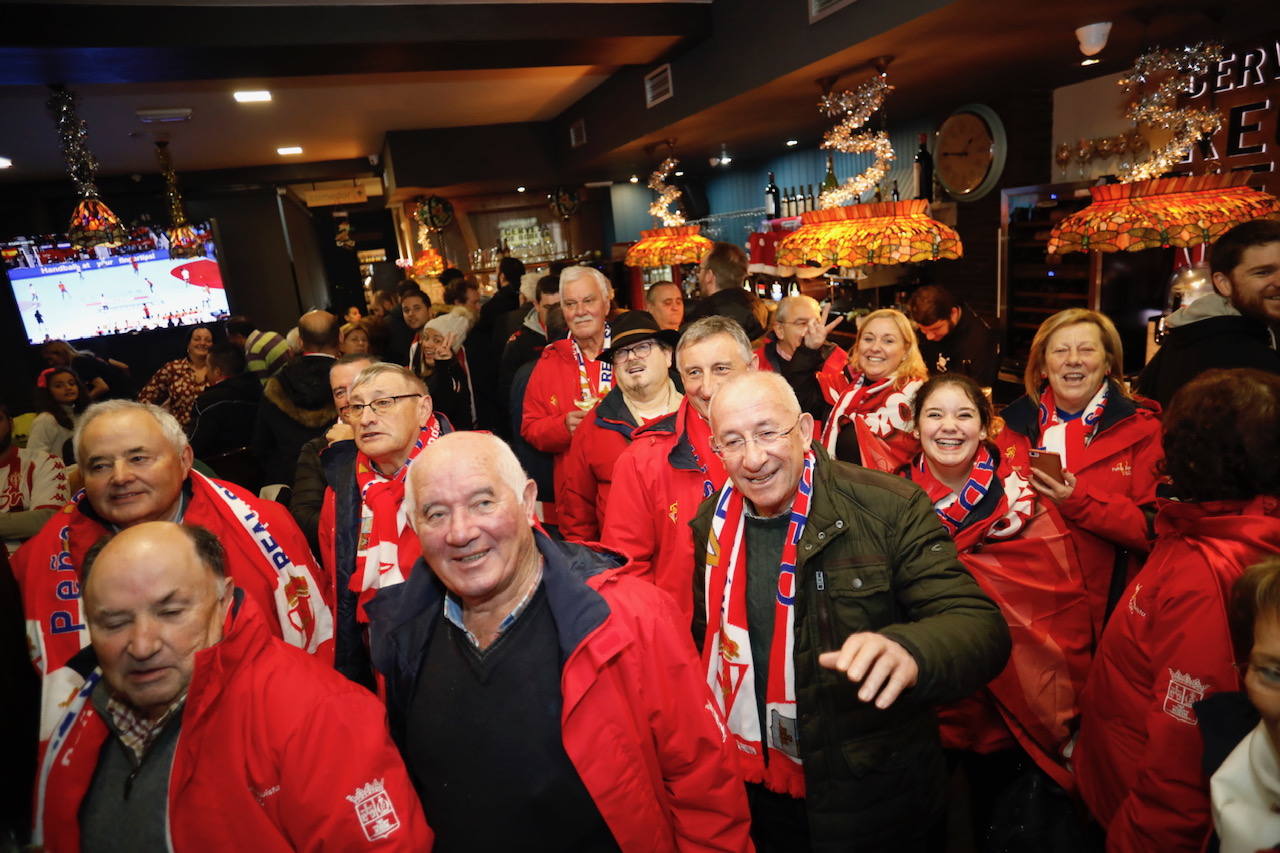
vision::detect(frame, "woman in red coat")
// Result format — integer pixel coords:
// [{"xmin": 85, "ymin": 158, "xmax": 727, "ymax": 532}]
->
[
  {"xmin": 997, "ymin": 308, "xmax": 1162, "ymax": 637},
  {"xmin": 819, "ymin": 308, "xmax": 926, "ymax": 473},
  {"xmin": 1074, "ymin": 368, "xmax": 1280, "ymax": 853},
  {"xmin": 903, "ymin": 373, "xmax": 1093, "ymax": 848}
]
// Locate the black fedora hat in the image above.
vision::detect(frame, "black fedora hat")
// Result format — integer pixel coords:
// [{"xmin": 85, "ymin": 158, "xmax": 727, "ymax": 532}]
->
[{"xmin": 597, "ymin": 310, "xmax": 680, "ymax": 362}]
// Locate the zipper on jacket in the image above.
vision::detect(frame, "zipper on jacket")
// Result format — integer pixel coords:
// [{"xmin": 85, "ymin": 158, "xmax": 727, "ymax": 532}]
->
[{"xmin": 814, "ymin": 570, "xmax": 837, "ymax": 652}]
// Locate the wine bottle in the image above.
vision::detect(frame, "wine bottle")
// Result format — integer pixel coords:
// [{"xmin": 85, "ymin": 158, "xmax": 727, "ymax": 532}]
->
[
  {"xmin": 913, "ymin": 133, "xmax": 933, "ymax": 201},
  {"xmin": 891, "ymin": 180, "xmax": 901, "ymax": 202},
  {"xmin": 764, "ymin": 171, "xmax": 781, "ymax": 219},
  {"xmin": 785, "ymin": 187, "xmax": 796, "ymax": 217},
  {"xmin": 807, "ymin": 184, "xmax": 816, "ymax": 211},
  {"xmin": 874, "ymin": 184, "xmax": 883, "ymax": 203},
  {"xmin": 821, "ymin": 156, "xmax": 838, "ymax": 195}
]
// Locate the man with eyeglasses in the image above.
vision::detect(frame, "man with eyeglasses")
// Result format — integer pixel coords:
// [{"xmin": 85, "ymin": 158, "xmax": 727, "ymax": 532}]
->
[
  {"xmin": 318, "ymin": 363, "xmax": 454, "ymax": 688},
  {"xmin": 556, "ymin": 311, "xmax": 679, "ymax": 543},
  {"xmin": 756, "ymin": 295, "xmax": 846, "ymax": 429},
  {"xmin": 521, "ymin": 266, "xmax": 615, "ymax": 509},
  {"xmin": 602, "ymin": 316, "xmax": 755, "ymax": 626},
  {"xmin": 692, "ymin": 371, "xmax": 1010, "ymax": 852}
]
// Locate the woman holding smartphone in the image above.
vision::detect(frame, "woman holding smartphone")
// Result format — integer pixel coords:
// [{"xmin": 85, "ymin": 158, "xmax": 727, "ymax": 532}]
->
[
  {"xmin": 904, "ymin": 373, "xmax": 1093, "ymax": 848},
  {"xmin": 997, "ymin": 308, "xmax": 1162, "ymax": 638}
]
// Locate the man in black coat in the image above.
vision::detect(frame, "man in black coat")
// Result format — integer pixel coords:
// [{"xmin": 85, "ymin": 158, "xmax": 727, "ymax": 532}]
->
[
  {"xmin": 251, "ymin": 310, "xmax": 339, "ymax": 491},
  {"xmin": 907, "ymin": 284, "xmax": 1001, "ymax": 387},
  {"xmin": 189, "ymin": 343, "xmax": 263, "ymax": 460},
  {"xmin": 1139, "ymin": 219, "xmax": 1280, "ymax": 408},
  {"xmin": 684, "ymin": 241, "xmax": 767, "ymax": 342}
]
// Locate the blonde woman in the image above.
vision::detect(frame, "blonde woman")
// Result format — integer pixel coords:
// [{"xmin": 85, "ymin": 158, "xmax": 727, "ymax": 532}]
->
[{"xmin": 819, "ymin": 308, "xmax": 927, "ymax": 472}]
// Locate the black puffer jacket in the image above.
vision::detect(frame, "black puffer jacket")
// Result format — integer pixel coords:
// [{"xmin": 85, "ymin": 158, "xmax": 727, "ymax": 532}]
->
[
  {"xmin": 692, "ymin": 445, "xmax": 1010, "ymax": 850},
  {"xmin": 251, "ymin": 355, "xmax": 336, "ymax": 490}
]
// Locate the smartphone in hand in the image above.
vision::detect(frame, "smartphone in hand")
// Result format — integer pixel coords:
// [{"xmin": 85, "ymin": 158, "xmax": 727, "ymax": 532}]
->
[{"xmin": 1028, "ymin": 449, "xmax": 1065, "ymax": 483}]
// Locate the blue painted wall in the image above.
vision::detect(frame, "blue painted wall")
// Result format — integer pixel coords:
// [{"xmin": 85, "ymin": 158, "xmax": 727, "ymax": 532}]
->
[{"xmin": 609, "ymin": 182, "xmax": 653, "ymax": 244}]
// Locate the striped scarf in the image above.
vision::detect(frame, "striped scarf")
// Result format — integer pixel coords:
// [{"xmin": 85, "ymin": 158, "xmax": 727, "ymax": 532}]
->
[
  {"xmin": 702, "ymin": 451, "xmax": 815, "ymax": 798},
  {"xmin": 1035, "ymin": 382, "xmax": 1109, "ymax": 466},
  {"xmin": 912, "ymin": 445, "xmax": 999, "ymax": 536}
]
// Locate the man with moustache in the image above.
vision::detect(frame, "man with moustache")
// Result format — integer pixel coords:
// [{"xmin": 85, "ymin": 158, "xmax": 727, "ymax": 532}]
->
[{"xmin": 602, "ymin": 316, "xmax": 755, "ymax": 624}]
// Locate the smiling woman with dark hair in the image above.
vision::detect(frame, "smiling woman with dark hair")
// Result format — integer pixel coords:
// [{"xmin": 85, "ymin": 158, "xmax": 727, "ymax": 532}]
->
[{"xmin": 1074, "ymin": 368, "xmax": 1280, "ymax": 852}]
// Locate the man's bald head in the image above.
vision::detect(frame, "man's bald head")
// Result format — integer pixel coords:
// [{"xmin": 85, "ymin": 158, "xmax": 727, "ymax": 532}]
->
[
  {"xmin": 298, "ymin": 310, "xmax": 341, "ymax": 354},
  {"xmin": 82, "ymin": 522, "xmax": 232, "ymax": 720},
  {"xmin": 710, "ymin": 371, "xmax": 802, "ymax": 429}
]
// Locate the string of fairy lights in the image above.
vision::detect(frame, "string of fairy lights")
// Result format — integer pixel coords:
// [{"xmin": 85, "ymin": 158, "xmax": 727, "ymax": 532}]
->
[
  {"xmin": 1119, "ymin": 42, "xmax": 1224, "ymax": 182},
  {"xmin": 817, "ymin": 72, "xmax": 895, "ymax": 209},
  {"xmin": 647, "ymin": 156, "xmax": 686, "ymax": 227}
]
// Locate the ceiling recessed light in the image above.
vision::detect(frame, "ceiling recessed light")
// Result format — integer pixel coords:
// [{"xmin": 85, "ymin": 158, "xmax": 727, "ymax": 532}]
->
[
  {"xmin": 786, "ymin": 139, "xmax": 799, "ymax": 147},
  {"xmin": 516, "ymin": 186, "xmax": 526, "ymax": 192},
  {"xmin": 1080, "ymin": 58, "xmax": 1101, "ymax": 66},
  {"xmin": 234, "ymin": 90, "xmax": 272, "ymax": 103},
  {"xmin": 277, "ymin": 146, "xmax": 303, "ymax": 156},
  {"xmin": 629, "ymin": 175, "xmax": 639, "ymax": 183},
  {"xmin": 0, "ymin": 157, "xmax": 11, "ymax": 169},
  {"xmin": 674, "ymin": 170, "xmax": 685, "ymax": 177}
]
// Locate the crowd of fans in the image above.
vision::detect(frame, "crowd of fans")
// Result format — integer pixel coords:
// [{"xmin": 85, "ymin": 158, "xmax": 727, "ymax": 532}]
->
[{"xmin": 0, "ymin": 219, "xmax": 1278, "ymax": 852}]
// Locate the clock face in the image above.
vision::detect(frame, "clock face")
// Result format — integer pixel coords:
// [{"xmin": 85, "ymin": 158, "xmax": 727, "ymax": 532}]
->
[{"xmin": 936, "ymin": 111, "xmax": 996, "ymax": 197}]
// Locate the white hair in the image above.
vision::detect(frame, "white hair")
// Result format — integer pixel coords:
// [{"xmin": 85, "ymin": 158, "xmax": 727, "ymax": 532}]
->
[
  {"xmin": 709, "ymin": 371, "xmax": 801, "ymax": 431},
  {"xmin": 559, "ymin": 265, "xmax": 612, "ymax": 302},
  {"xmin": 775, "ymin": 295, "xmax": 820, "ymax": 324},
  {"xmin": 676, "ymin": 315, "xmax": 754, "ymax": 367},
  {"xmin": 406, "ymin": 432, "xmax": 532, "ymax": 521},
  {"xmin": 74, "ymin": 400, "xmax": 189, "ymax": 463}
]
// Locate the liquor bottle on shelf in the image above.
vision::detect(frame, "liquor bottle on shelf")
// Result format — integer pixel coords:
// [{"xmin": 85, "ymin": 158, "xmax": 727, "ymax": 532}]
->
[
  {"xmin": 913, "ymin": 133, "xmax": 933, "ymax": 201},
  {"xmin": 785, "ymin": 187, "xmax": 797, "ymax": 217},
  {"xmin": 764, "ymin": 171, "xmax": 781, "ymax": 220},
  {"xmin": 821, "ymin": 156, "xmax": 838, "ymax": 196},
  {"xmin": 807, "ymin": 184, "xmax": 816, "ymax": 211},
  {"xmin": 891, "ymin": 180, "xmax": 901, "ymax": 202}
]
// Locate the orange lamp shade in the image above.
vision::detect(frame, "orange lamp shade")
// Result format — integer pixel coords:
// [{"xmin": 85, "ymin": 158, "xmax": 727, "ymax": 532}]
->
[
  {"xmin": 625, "ymin": 225, "xmax": 713, "ymax": 268},
  {"xmin": 776, "ymin": 200, "xmax": 963, "ymax": 269}
]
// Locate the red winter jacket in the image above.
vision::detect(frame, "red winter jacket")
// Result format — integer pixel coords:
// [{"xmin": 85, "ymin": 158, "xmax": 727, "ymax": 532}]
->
[
  {"xmin": 35, "ymin": 592, "xmax": 432, "ymax": 852},
  {"xmin": 997, "ymin": 383, "xmax": 1163, "ymax": 634},
  {"xmin": 521, "ymin": 337, "xmax": 612, "ymax": 488},
  {"xmin": 557, "ymin": 386, "xmax": 668, "ymax": 543},
  {"xmin": 1074, "ymin": 495, "xmax": 1280, "ymax": 853},
  {"xmin": 601, "ymin": 399, "xmax": 726, "ymax": 627},
  {"xmin": 367, "ymin": 533, "xmax": 753, "ymax": 852}
]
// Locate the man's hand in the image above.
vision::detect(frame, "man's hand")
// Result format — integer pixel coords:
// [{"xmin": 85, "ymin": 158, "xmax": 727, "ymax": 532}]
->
[
  {"xmin": 326, "ymin": 421, "xmax": 354, "ymax": 445},
  {"xmin": 565, "ymin": 408, "xmax": 588, "ymax": 434},
  {"xmin": 802, "ymin": 304, "xmax": 843, "ymax": 350},
  {"xmin": 818, "ymin": 632, "xmax": 919, "ymax": 709},
  {"xmin": 1028, "ymin": 467, "xmax": 1076, "ymax": 504}
]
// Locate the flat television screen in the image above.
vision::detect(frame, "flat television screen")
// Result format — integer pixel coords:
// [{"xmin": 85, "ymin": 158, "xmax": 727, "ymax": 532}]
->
[{"xmin": 1, "ymin": 220, "xmax": 229, "ymax": 345}]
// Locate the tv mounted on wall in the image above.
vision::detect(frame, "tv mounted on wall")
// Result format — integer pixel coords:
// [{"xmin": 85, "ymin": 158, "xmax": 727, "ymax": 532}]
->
[{"xmin": 1, "ymin": 220, "xmax": 229, "ymax": 345}]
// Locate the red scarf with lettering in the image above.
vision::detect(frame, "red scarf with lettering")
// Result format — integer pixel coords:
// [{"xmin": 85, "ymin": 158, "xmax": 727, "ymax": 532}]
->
[
  {"xmin": 1035, "ymin": 382, "xmax": 1108, "ymax": 466},
  {"xmin": 821, "ymin": 374, "xmax": 922, "ymax": 472},
  {"xmin": 351, "ymin": 416, "xmax": 442, "ymax": 619},
  {"xmin": 702, "ymin": 451, "xmax": 815, "ymax": 798}
]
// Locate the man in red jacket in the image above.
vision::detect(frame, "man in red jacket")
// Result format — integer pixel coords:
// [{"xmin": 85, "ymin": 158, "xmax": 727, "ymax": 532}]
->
[
  {"xmin": 556, "ymin": 310, "xmax": 680, "ymax": 542},
  {"xmin": 520, "ymin": 265, "xmax": 614, "ymax": 494},
  {"xmin": 12, "ymin": 400, "xmax": 331, "ymax": 752},
  {"xmin": 367, "ymin": 431, "xmax": 752, "ymax": 852},
  {"xmin": 602, "ymin": 316, "xmax": 756, "ymax": 625},
  {"xmin": 35, "ymin": 522, "xmax": 430, "ymax": 851}
]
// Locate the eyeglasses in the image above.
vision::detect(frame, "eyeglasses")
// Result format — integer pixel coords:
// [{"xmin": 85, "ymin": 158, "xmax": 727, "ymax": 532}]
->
[
  {"xmin": 779, "ymin": 318, "xmax": 814, "ymax": 329},
  {"xmin": 339, "ymin": 394, "xmax": 422, "ymax": 422},
  {"xmin": 712, "ymin": 417, "xmax": 803, "ymax": 459},
  {"xmin": 611, "ymin": 340, "xmax": 656, "ymax": 364}
]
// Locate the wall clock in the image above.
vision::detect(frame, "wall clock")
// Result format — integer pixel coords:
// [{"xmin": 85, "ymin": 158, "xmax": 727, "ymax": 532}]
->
[{"xmin": 935, "ymin": 104, "xmax": 1007, "ymax": 202}]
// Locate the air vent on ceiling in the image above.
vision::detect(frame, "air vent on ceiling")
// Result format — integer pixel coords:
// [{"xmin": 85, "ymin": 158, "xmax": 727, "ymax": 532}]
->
[
  {"xmin": 569, "ymin": 118, "xmax": 587, "ymax": 149},
  {"xmin": 809, "ymin": 0, "xmax": 858, "ymax": 24},
  {"xmin": 644, "ymin": 64, "xmax": 673, "ymax": 109}
]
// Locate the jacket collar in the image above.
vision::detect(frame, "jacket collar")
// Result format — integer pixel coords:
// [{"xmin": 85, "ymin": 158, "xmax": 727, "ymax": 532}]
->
[
  {"xmin": 592, "ymin": 386, "xmax": 641, "ymax": 438},
  {"xmin": 668, "ymin": 398, "xmax": 710, "ymax": 473}
]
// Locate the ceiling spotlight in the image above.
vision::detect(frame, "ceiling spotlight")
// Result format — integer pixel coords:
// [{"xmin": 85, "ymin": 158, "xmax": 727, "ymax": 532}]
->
[
  {"xmin": 517, "ymin": 186, "xmax": 526, "ymax": 192},
  {"xmin": 233, "ymin": 90, "xmax": 272, "ymax": 103},
  {"xmin": 674, "ymin": 170, "xmax": 684, "ymax": 177},
  {"xmin": 1075, "ymin": 21, "xmax": 1112, "ymax": 58},
  {"xmin": 786, "ymin": 139, "xmax": 799, "ymax": 147},
  {"xmin": 277, "ymin": 146, "xmax": 303, "ymax": 156},
  {"xmin": 629, "ymin": 175, "xmax": 639, "ymax": 183},
  {"xmin": 0, "ymin": 157, "xmax": 11, "ymax": 169},
  {"xmin": 1080, "ymin": 57, "xmax": 1101, "ymax": 66}
]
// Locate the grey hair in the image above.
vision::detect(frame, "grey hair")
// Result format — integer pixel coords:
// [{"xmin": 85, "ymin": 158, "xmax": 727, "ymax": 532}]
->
[
  {"xmin": 350, "ymin": 362, "xmax": 427, "ymax": 396},
  {"xmin": 559, "ymin": 265, "xmax": 613, "ymax": 302},
  {"xmin": 676, "ymin": 315, "xmax": 754, "ymax": 367},
  {"xmin": 709, "ymin": 371, "xmax": 801, "ymax": 430},
  {"xmin": 74, "ymin": 400, "xmax": 189, "ymax": 463},
  {"xmin": 406, "ymin": 432, "xmax": 533, "ymax": 515},
  {"xmin": 775, "ymin": 295, "xmax": 820, "ymax": 324}
]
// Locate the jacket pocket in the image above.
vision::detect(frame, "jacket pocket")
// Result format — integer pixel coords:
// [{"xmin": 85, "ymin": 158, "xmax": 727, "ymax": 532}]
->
[{"xmin": 821, "ymin": 559, "xmax": 895, "ymax": 632}]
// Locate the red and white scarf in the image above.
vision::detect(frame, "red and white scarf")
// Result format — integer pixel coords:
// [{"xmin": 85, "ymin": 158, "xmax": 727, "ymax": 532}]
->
[
  {"xmin": 913, "ymin": 445, "xmax": 999, "ymax": 536},
  {"xmin": 570, "ymin": 323, "xmax": 612, "ymax": 404},
  {"xmin": 821, "ymin": 374, "xmax": 922, "ymax": 471},
  {"xmin": 1035, "ymin": 382, "xmax": 1108, "ymax": 466},
  {"xmin": 702, "ymin": 450, "xmax": 815, "ymax": 798},
  {"xmin": 351, "ymin": 416, "xmax": 442, "ymax": 620}
]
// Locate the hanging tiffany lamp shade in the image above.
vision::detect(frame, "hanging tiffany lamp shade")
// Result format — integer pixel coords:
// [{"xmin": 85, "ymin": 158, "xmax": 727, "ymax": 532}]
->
[
  {"xmin": 68, "ymin": 197, "xmax": 128, "ymax": 250},
  {"xmin": 410, "ymin": 247, "xmax": 445, "ymax": 277},
  {"xmin": 625, "ymin": 224, "xmax": 713, "ymax": 268},
  {"xmin": 1047, "ymin": 173, "xmax": 1280, "ymax": 254},
  {"xmin": 776, "ymin": 200, "xmax": 962, "ymax": 269}
]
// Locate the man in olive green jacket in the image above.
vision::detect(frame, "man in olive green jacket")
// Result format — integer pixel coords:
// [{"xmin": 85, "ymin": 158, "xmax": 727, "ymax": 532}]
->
[{"xmin": 692, "ymin": 372, "xmax": 1010, "ymax": 852}]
